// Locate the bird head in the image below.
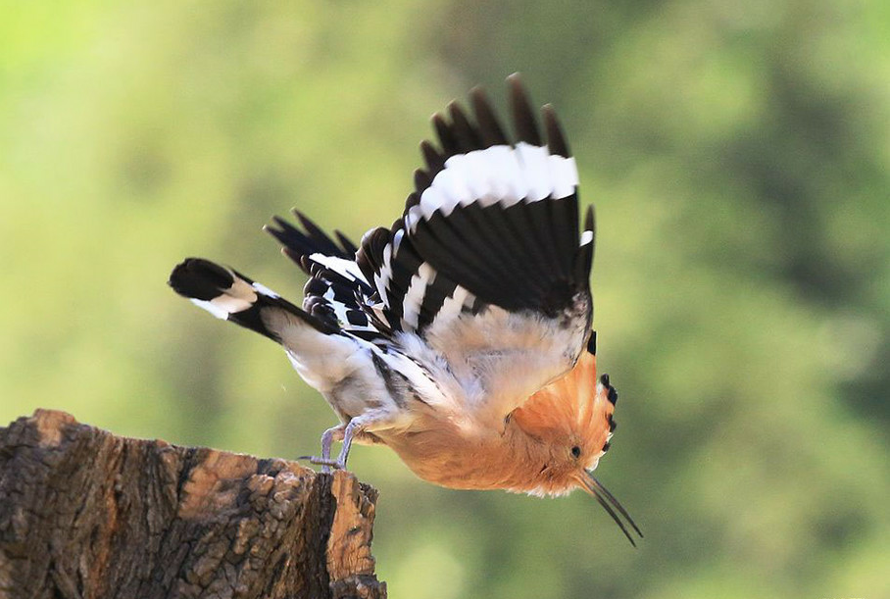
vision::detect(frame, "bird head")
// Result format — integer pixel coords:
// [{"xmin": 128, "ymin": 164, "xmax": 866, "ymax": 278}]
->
[{"xmin": 511, "ymin": 345, "xmax": 643, "ymax": 545}]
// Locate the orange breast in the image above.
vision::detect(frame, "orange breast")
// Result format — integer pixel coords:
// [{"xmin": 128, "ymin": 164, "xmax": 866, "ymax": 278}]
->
[{"xmin": 379, "ymin": 351, "xmax": 615, "ymax": 494}]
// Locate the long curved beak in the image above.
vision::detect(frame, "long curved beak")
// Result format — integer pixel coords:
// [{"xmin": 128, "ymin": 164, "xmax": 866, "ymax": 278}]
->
[{"xmin": 577, "ymin": 471, "xmax": 644, "ymax": 547}]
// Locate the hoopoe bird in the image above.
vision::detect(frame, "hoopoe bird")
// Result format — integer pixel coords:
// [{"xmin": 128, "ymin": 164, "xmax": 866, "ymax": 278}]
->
[{"xmin": 169, "ymin": 75, "xmax": 642, "ymax": 545}]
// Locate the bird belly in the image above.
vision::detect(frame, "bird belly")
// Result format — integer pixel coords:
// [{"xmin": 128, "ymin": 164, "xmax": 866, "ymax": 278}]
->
[{"xmin": 380, "ymin": 427, "xmax": 534, "ymax": 492}]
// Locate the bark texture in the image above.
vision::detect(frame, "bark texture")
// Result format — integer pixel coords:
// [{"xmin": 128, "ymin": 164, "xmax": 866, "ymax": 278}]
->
[{"xmin": 0, "ymin": 410, "xmax": 386, "ymax": 599}]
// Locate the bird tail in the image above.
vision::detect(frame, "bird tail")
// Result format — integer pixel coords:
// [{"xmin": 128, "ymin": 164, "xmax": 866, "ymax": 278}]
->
[{"xmin": 168, "ymin": 257, "xmax": 337, "ymax": 342}]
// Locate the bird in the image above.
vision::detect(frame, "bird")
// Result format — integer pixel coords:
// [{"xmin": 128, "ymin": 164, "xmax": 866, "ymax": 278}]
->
[{"xmin": 169, "ymin": 75, "xmax": 642, "ymax": 545}]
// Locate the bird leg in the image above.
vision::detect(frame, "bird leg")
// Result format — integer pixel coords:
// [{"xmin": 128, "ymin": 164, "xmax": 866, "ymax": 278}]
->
[
  {"xmin": 307, "ymin": 410, "xmax": 391, "ymax": 471},
  {"xmin": 308, "ymin": 424, "xmax": 346, "ymax": 473},
  {"xmin": 308, "ymin": 418, "xmax": 364, "ymax": 471}
]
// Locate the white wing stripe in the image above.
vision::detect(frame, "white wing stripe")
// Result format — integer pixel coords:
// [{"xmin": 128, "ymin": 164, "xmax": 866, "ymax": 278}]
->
[
  {"xmin": 434, "ymin": 283, "xmax": 475, "ymax": 325},
  {"xmin": 402, "ymin": 262, "xmax": 436, "ymax": 330},
  {"xmin": 409, "ymin": 144, "xmax": 577, "ymax": 232},
  {"xmin": 420, "ymin": 185, "xmax": 449, "ymax": 221},
  {"xmin": 549, "ymin": 153, "xmax": 579, "ymax": 200},
  {"xmin": 374, "ymin": 243, "xmax": 395, "ymax": 305},
  {"xmin": 515, "ymin": 142, "xmax": 551, "ymax": 202},
  {"xmin": 307, "ymin": 254, "xmax": 368, "ymax": 284}
]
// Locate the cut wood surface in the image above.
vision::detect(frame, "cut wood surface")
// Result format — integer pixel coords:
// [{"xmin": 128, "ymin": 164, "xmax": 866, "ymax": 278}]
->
[{"xmin": 0, "ymin": 410, "xmax": 386, "ymax": 599}]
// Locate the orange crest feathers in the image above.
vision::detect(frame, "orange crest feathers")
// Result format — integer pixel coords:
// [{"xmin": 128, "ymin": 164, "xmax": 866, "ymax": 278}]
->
[
  {"xmin": 512, "ymin": 350, "xmax": 614, "ymax": 467},
  {"xmin": 512, "ymin": 348, "xmax": 642, "ymax": 545}
]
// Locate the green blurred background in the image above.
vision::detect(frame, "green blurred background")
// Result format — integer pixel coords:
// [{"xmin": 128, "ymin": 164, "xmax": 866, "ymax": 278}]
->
[{"xmin": 2, "ymin": 0, "xmax": 888, "ymax": 597}]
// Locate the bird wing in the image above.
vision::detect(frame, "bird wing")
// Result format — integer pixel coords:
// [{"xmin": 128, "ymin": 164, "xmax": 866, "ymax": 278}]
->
[
  {"xmin": 355, "ymin": 76, "xmax": 595, "ymax": 422},
  {"xmin": 265, "ymin": 211, "xmax": 388, "ymax": 344}
]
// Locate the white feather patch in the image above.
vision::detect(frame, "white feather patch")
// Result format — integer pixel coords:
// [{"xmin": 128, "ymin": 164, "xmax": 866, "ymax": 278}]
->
[
  {"xmin": 420, "ymin": 185, "xmax": 449, "ymax": 221},
  {"xmin": 486, "ymin": 145, "xmax": 523, "ymax": 204},
  {"xmin": 190, "ymin": 298, "xmax": 230, "ymax": 320},
  {"xmin": 401, "ymin": 262, "xmax": 436, "ymax": 330},
  {"xmin": 374, "ymin": 243, "xmax": 395, "ymax": 305},
  {"xmin": 252, "ymin": 282, "xmax": 280, "ymax": 298},
  {"xmin": 434, "ymin": 283, "xmax": 475, "ymax": 325},
  {"xmin": 437, "ymin": 156, "xmax": 471, "ymax": 209},
  {"xmin": 189, "ymin": 275, "xmax": 260, "ymax": 318},
  {"xmin": 408, "ymin": 144, "xmax": 577, "ymax": 232},
  {"xmin": 515, "ymin": 142, "xmax": 551, "ymax": 202},
  {"xmin": 549, "ymin": 154, "xmax": 578, "ymax": 199},
  {"xmin": 392, "ymin": 228, "xmax": 405, "ymax": 253},
  {"xmin": 307, "ymin": 254, "xmax": 367, "ymax": 284}
]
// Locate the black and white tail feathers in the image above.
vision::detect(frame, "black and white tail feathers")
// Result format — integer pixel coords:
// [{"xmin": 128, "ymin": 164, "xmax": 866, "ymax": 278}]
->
[{"xmin": 168, "ymin": 258, "xmax": 336, "ymax": 339}]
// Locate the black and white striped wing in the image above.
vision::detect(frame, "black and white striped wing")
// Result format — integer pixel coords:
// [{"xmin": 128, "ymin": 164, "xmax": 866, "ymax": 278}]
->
[
  {"xmin": 265, "ymin": 211, "xmax": 385, "ymax": 343},
  {"xmin": 357, "ymin": 76, "xmax": 595, "ymax": 417}
]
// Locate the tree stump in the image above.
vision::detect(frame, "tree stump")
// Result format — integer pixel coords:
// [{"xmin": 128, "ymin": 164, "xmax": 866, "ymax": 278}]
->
[{"xmin": 0, "ymin": 410, "xmax": 386, "ymax": 599}]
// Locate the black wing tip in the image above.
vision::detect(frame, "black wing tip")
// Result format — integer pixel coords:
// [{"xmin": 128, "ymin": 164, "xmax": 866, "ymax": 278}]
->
[
  {"xmin": 470, "ymin": 85, "xmax": 510, "ymax": 146},
  {"xmin": 584, "ymin": 204, "xmax": 595, "ymax": 233},
  {"xmin": 448, "ymin": 101, "xmax": 482, "ymax": 152},
  {"xmin": 432, "ymin": 111, "xmax": 458, "ymax": 155},
  {"xmin": 542, "ymin": 103, "xmax": 571, "ymax": 157},
  {"xmin": 334, "ymin": 230, "xmax": 359, "ymax": 256},
  {"xmin": 414, "ymin": 168, "xmax": 432, "ymax": 193},
  {"xmin": 469, "ymin": 83, "xmax": 487, "ymax": 98},
  {"xmin": 507, "ymin": 73, "xmax": 542, "ymax": 146},
  {"xmin": 295, "ymin": 210, "xmax": 332, "ymax": 245},
  {"xmin": 574, "ymin": 204, "xmax": 596, "ymax": 282},
  {"xmin": 420, "ymin": 139, "xmax": 445, "ymax": 173},
  {"xmin": 263, "ymin": 219, "xmax": 287, "ymax": 244},
  {"xmin": 420, "ymin": 75, "xmax": 567, "ymax": 172},
  {"xmin": 290, "ymin": 207, "xmax": 310, "ymax": 225},
  {"xmin": 266, "ymin": 211, "xmax": 359, "ymax": 263}
]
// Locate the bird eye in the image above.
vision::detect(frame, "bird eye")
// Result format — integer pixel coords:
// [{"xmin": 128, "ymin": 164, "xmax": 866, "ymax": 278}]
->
[{"xmin": 571, "ymin": 445, "xmax": 582, "ymax": 458}]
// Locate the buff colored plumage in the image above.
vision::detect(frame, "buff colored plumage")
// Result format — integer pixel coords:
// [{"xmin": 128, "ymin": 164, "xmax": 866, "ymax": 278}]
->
[{"xmin": 169, "ymin": 76, "xmax": 642, "ymax": 544}]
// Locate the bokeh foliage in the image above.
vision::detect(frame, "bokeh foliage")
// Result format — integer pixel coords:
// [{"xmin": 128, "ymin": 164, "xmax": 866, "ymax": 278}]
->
[{"xmin": 1, "ymin": 1, "xmax": 887, "ymax": 597}]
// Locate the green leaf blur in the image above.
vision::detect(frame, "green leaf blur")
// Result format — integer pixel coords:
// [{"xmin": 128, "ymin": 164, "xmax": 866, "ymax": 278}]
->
[{"xmin": 1, "ymin": 1, "xmax": 887, "ymax": 597}]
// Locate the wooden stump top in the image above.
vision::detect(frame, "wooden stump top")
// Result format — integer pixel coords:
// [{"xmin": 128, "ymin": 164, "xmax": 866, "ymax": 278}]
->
[{"xmin": 0, "ymin": 409, "xmax": 386, "ymax": 599}]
